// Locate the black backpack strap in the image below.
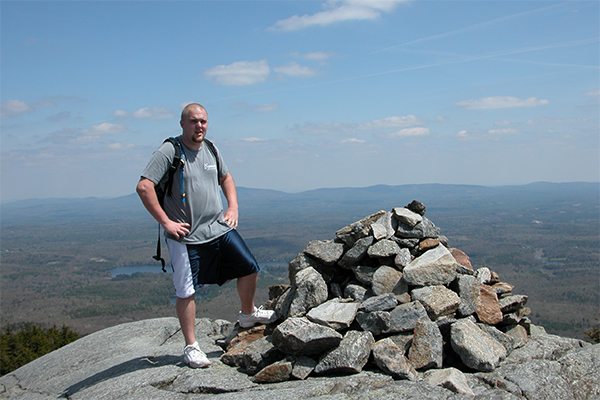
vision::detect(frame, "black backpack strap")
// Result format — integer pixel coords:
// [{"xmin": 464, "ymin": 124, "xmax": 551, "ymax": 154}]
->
[
  {"xmin": 203, "ymin": 139, "xmax": 220, "ymax": 183},
  {"xmin": 163, "ymin": 137, "xmax": 183, "ymax": 202},
  {"xmin": 153, "ymin": 137, "xmax": 182, "ymax": 272},
  {"xmin": 152, "ymin": 224, "xmax": 167, "ymax": 272}
]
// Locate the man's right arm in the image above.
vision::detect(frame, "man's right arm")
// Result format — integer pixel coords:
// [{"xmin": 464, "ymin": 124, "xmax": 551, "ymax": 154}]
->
[{"xmin": 136, "ymin": 177, "xmax": 190, "ymax": 239}]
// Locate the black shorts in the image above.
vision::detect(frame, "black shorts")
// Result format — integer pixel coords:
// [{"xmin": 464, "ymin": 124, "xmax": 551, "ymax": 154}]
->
[{"xmin": 167, "ymin": 230, "xmax": 260, "ymax": 298}]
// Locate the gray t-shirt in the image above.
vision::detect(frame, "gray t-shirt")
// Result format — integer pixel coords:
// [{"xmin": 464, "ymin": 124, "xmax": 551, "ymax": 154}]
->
[{"xmin": 141, "ymin": 137, "xmax": 232, "ymax": 244}]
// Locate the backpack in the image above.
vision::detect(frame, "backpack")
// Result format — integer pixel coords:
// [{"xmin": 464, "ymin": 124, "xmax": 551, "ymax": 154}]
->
[{"xmin": 153, "ymin": 137, "xmax": 220, "ymax": 271}]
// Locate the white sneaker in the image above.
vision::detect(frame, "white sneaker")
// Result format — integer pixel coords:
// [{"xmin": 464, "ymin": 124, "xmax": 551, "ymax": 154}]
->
[
  {"xmin": 238, "ymin": 306, "xmax": 277, "ymax": 328},
  {"xmin": 183, "ymin": 341, "xmax": 211, "ymax": 368}
]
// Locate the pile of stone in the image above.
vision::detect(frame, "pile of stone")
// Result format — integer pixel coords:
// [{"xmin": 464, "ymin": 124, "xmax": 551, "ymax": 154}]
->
[{"xmin": 219, "ymin": 201, "xmax": 532, "ymax": 387}]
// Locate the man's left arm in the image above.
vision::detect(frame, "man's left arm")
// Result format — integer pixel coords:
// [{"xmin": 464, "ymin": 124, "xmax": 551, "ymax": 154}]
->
[{"xmin": 220, "ymin": 172, "xmax": 239, "ymax": 229}]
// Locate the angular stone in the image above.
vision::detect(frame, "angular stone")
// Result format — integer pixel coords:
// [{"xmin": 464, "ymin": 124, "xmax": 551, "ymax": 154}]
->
[
  {"xmin": 371, "ymin": 212, "xmax": 396, "ymax": 240},
  {"xmin": 408, "ymin": 320, "xmax": 443, "ymax": 370},
  {"xmin": 339, "ymin": 236, "xmax": 374, "ymax": 269},
  {"xmin": 221, "ymin": 325, "xmax": 269, "ymax": 368},
  {"xmin": 406, "ymin": 200, "xmax": 426, "ymax": 215},
  {"xmin": 306, "ymin": 298, "xmax": 360, "ymax": 330},
  {"xmin": 371, "ymin": 266, "xmax": 402, "ymax": 296},
  {"xmin": 477, "ymin": 323, "xmax": 516, "ymax": 354},
  {"xmin": 402, "ymin": 245, "xmax": 458, "ymax": 286},
  {"xmin": 290, "ymin": 355, "xmax": 317, "ymax": 380},
  {"xmin": 492, "ymin": 282, "xmax": 514, "ymax": 296},
  {"xmin": 356, "ymin": 310, "xmax": 391, "ymax": 336},
  {"xmin": 395, "ymin": 217, "xmax": 440, "ymax": 240},
  {"xmin": 455, "ymin": 275, "xmax": 479, "ymax": 317},
  {"xmin": 476, "ymin": 267, "xmax": 492, "ymax": 285},
  {"xmin": 368, "ymin": 239, "xmax": 401, "ymax": 258},
  {"xmin": 388, "ymin": 332, "xmax": 413, "ymax": 354},
  {"xmin": 417, "ymin": 238, "xmax": 440, "ymax": 254},
  {"xmin": 350, "ymin": 264, "xmax": 378, "ymax": 286},
  {"xmin": 304, "ymin": 240, "xmax": 345, "ymax": 266},
  {"xmin": 288, "ymin": 252, "xmax": 323, "ymax": 282},
  {"xmin": 372, "ymin": 338, "xmax": 418, "ymax": 381},
  {"xmin": 284, "ymin": 267, "xmax": 329, "ymax": 318},
  {"xmin": 252, "ymin": 360, "xmax": 293, "ymax": 383},
  {"xmin": 359, "ymin": 293, "xmax": 398, "ymax": 313},
  {"xmin": 272, "ymin": 317, "xmax": 342, "ymax": 356},
  {"xmin": 505, "ymin": 324, "xmax": 529, "ymax": 349},
  {"xmin": 423, "ymin": 367, "xmax": 475, "ymax": 396},
  {"xmin": 450, "ymin": 248, "xmax": 473, "ymax": 271},
  {"xmin": 476, "ymin": 284, "xmax": 503, "ymax": 325},
  {"xmin": 391, "ymin": 237, "xmax": 420, "ymax": 249},
  {"xmin": 498, "ymin": 295, "xmax": 528, "ymax": 313},
  {"xmin": 392, "ymin": 207, "xmax": 423, "ymax": 227},
  {"xmin": 243, "ymin": 335, "xmax": 285, "ymax": 375},
  {"xmin": 336, "ymin": 210, "xmax": 386, "ymax": 247},
  {"xmin": 344, "ymin": 282, "xmax": 370, "ymax": 302},
  {"xmin": 387, "ymin": 301, "xmax": 430, "ymax": 334},
  {"xmin": 451, "ymin": 318, "xmax": 507, "ymax": 372},
  {"xmin": 314, "ymin": 330, "xmax": 374, "ymax": 375},
  {"xmin": 394, "ymin": 247, "xmax": 412, "ymax": 270},
  {"xmin": 411, "ymin": 285, "xmax": 461, "ymax": 320}
]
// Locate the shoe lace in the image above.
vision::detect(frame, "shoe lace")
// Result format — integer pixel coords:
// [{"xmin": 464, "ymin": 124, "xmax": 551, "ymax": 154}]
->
[{"xmin": 253, "ymin": 305, "xmax": 272, "ymax": 318}]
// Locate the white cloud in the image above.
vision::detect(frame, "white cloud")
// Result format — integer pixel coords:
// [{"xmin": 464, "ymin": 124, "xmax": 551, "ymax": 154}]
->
[
  {"xmin": 457, "ymin": 130, "xmax": 468, "ymax": 138},
  {"xmin": 389, "ymin": 127, "xmax": 430, "ymax": 137},
  {"xmin": 455, "ymin": 96, "xmax": 550, "ymax": 110},
  {"xmin": 274, "ymin": 62, "xmax": 322, "ymax": 77},
  {"xmin": 113, "ymin": 110, "xmax": 129, "ymax": 118},
  {"xmin": 107, "ymin": 142, "xmax": 135, "ymax": 150},
  {"xmin": 341, "ymin": 138, "xmax": 366, "ymax": 143},
  {"xmin": 583, "ymin": 89, "xmax": 599, "ymax": 96},
  {"xmin": 360, "ymin": 115, "xmax": 424, "ymax": 130},
  {"xmin": 1, "ymin": 99, "xmax": 33, "ymax": 119},
  {"xmin": 270, "ymin": 0, "xmax": 407, "ymax": 31},
  {"xmin": 488, "ymin": 128, "xmax": 519, "ymax": 135},
  {"xmin": 242, "ymin": 137, "xmax": 266, "ymax": 142},
  {"xmin": 132, "ymin": 107, "xmax": 174, "ymax": 120},
  {"xmin": 293, "ymin": 51, "xmax": 336, "ymax": 61},
  {"xmin": 113, "ymin": 107, "xmax": 173, "ymax": 120},
  {"xmin": 205, "ymin": 60, "xmax": 270, "ymax": 86},
  {"xmin": 84, "ymin": 122, "xmax": 127, "ymax": 136}
]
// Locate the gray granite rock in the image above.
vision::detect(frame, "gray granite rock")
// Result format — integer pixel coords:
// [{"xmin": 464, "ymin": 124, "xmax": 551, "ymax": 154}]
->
[
  {"xmin": 451, "ymin": 318, "xmax": 507, "ymax": 372},
  {"xmin": 372, "ymin": 338, "xmax": 418, "ymax": 381},
  {"xmin": 314, "ymin": 330, "xmax": 374, "ymax": 375},
  {"xmin": 411, "ymin": 285, "xmax": 461, "ymax": 320},
  {"xmin": 306, "ymin": 298, "xmax": 360, "ymax": 330},
  {"xmin": 272, "ymin": 317, "xmax": 342, "ymax": 356},
  {"xmin": 304, "ymin": 240, "xmax": 345, "ymax": 266},
  {"xmin": 359, "ymin": 293, "xmax": 398, "ymax": 313},
  {"xmin": 402, "ymin": 245, "xmax": 458, "ymax": 286},
  {"xmin": 338, "ymin": 236, "xmax": 374, "ymax": 269},
  {"xmin": 408, "ymin": 320, "xmax": 443, "ymax": 370}
]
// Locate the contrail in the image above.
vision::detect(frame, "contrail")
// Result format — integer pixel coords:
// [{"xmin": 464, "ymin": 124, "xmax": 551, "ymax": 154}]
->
[{"xmin": 371, "ymin": 2, "xmax": 570, "ymax": 54}]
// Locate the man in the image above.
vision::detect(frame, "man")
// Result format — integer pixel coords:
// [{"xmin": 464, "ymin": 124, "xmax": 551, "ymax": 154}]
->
[{"xmin": 136, "ymin": 103, "xmax": 276, "ymax": 368}]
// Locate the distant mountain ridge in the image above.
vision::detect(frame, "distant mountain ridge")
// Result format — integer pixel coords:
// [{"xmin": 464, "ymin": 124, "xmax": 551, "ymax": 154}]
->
[{"xmin": 2, "ymin": 182, "xmax": 598, "ymax": 224}]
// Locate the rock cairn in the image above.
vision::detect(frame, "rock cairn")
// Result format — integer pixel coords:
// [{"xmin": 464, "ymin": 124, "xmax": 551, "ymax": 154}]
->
[{"xmin": 219, "ymin": 201, "xmax": 532, "ymax": 388}]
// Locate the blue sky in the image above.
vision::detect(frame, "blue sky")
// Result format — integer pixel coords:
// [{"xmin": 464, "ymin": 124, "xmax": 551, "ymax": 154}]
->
[{"xmin": 1, "ymin": 0, "xmax": 598, "ymax": 201}]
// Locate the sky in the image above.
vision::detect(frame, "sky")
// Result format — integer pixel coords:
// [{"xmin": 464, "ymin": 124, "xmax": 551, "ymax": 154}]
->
[{"xmin": 1, "ymin": 0, "xmax": 598, "ymax": 202}]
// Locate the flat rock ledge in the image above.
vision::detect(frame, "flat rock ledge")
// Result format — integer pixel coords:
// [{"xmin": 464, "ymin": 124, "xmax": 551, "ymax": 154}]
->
[{"xmin": 1, "ymin": 317, "xmax": 598, "ymax": 400}]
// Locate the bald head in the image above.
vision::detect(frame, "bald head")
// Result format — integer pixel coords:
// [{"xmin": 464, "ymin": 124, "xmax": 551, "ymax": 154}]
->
[{"xmin": 181, "ymin": 103, "xmax": 207, "ymax": 122}]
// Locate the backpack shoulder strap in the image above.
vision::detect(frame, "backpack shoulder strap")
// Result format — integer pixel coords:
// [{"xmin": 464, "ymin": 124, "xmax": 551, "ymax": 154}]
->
[
  {"xmin": 153, "ymin": 137, "xmax": 183, "ymax": 273},
  {"xmin": 163, "ymin": 137, "xmax": 183, "ymax": 199},
  {"xmin": 203, "ymin": 139, "xmax": 221, "ymax": 184}
]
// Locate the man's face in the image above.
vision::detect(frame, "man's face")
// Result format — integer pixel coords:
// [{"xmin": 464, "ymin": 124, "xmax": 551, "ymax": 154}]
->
[{"xmin": 180, "ymin": 106, "xmax": 208, "ymax": 146}]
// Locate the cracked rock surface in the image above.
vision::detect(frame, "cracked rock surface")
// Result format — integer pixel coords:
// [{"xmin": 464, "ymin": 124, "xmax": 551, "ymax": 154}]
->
[{"xmin": 1, "ymin": 318, "xmax": 598, "ymax": 400}]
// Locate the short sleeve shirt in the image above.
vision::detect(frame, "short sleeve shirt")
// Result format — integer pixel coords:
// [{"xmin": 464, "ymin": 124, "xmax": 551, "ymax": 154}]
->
[{"xmin": 141, "ymin": 137, "xmax": 232, "ymax": 244}]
